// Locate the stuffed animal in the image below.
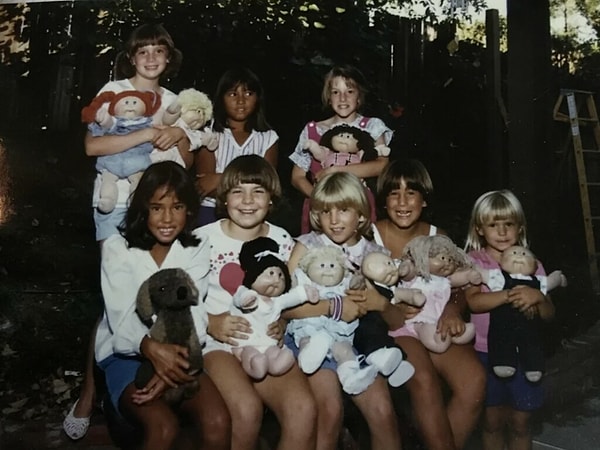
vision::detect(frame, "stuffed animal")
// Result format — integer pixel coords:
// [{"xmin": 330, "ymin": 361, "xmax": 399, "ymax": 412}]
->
[
  {"xmin": 230, "ymin": 236, "xmax": 319, "ymax": 380},
  {"xmin": 81, "ymin": 90, "xmax": 161, "ymax": 213},
  {"xmin": 286, "ymin": 246, "xmax": 378, "ymax": 395},
  {"xmin": 134, "ymin": 268, "xmax": 206, "ymax": 404},
  {"xmin": 303, "ymin": 124, "xmax": 390, "ymax": 169},
  {"xmin": 477, "ymin": 245, "xmax": 567, "ymax": 382},
  {"xmin": 396, "ymin": 235, "xmax": 482, "ymax": 353},
  {"xmin": 162, "ymin": 88, "xmax": 219, "ymax": 151}
]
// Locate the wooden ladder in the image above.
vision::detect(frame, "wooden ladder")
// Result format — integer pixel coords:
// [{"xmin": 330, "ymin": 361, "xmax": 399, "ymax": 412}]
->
[{"xmin": 553, "ymin": 89, "xmax": 600, "ymax": 293}]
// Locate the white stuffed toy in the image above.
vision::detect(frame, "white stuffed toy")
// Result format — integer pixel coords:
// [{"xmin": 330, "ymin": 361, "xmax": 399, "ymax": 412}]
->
[{"xmin": 163, "ymin": 88, "xmax": 219, "ymax": 151}]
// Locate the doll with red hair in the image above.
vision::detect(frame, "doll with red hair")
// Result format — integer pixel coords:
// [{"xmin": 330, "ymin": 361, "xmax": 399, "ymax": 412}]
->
[{"xmin": 81, "ymin": 90, "xmax": 161, "ymax": 213}]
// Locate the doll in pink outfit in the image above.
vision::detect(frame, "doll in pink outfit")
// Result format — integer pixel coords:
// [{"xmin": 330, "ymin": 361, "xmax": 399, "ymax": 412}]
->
[{"xmin": 392, "ymin": 235, "xmax": 482, "ymax": 353}]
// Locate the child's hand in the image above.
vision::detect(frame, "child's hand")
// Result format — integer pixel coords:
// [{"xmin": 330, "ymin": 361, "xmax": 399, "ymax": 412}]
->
[
  {"xmin": 341, "ymin": 294, "xmax": 367, "ymax": 322},
  {"xmin": 436, "ymin": 302, "xmax": 467, "ymax": 341},
  {"xmin": 401, "ymin": 303, "xmax": 423, "ymax": 320},
  {"xmin": 267, "ymin": 318, "xmax": 287, "ymax": 346},
  {"xmin": 195, "ymin": 173, "xmax": 220, "ymax": 197},
  {"xmin": 508, "ymin": 285, "xmax": 545, "ymax": 312},
  {"xmin": 207, "ymin": 312, "xmax": 251, "ymax": 346},
  {"xmin": 131, "ymin": 375, "xmax": 168, "ymax": 405},
  {"xmin": 153, "ymin": 125, "xmax": 186, "ymax": 150},
  {"xmin": 141, "ymin": 339, "xmax": 194, "ymax": 387},
  {"xmin": 346, "ymin": 285, "xmax": 386, "ymax": 312}
]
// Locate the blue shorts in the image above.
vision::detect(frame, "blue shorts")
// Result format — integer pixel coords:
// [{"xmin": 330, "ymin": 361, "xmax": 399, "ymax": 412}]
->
[
  {"xmin": 93, "ymin": 207, "xmax": 126, "ymax": 241},
  {"xmin": 98, "ymin": 354, "xmax": 142, "ymax": 415},
  {"xmin": 284, "ymin": 333, "xmax": 338, "ymax": 372},
  {"xmin": 477, "ymin": 351, "xmax": 544, "ymax": 411}
]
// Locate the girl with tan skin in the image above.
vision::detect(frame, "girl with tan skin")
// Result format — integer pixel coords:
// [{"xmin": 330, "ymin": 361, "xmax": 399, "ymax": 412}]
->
[
  {"xmin": 197, "ymin": 155, "xmax": 316, "ymax": 450},
  {"xmin": 370, "ymin": 159, "xmax": 486, "ymax": 450}
]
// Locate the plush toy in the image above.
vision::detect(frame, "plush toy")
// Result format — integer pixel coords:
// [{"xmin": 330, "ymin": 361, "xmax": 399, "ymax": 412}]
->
[
  {"xmin": 162, "ymin": 88, "xmax": 219, "ymax": 151},
  {"xmin": 303, "ymin": 124, "xmax": 390, "ymax": 169},
  {"xmin": 286, "ymin": 246, "xmax": 379, "ymax": 395},
  {"xmin": 477, "ymin": 245, "xmax": 567, "ymax": 382},
  {"xmin": 134, "ymin": 268, "xmax": 206, "ymax": 404},
  {"xmin": 396, "ymin": 235, "xmax": 482, "ymax": 353},
  {"xmin": 230, "ymin": 236, "xmax": 319, "ymax": 380},
  {"xmin": 81, "ymin": 90, "xmax": 161, "ymax": 213}
]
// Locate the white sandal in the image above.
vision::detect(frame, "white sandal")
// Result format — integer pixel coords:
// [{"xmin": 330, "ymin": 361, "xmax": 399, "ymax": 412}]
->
[{"xmin": 63, "ymin": 399, "xmax": 91, "ymax": 440}]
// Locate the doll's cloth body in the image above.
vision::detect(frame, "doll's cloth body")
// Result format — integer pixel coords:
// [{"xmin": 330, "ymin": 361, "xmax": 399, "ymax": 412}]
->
[
  {"xmin": 487, "ymin": 271, "xmax": 545, "ymax": 376},
  {"xmin": 321, "ymin": 151, "xmax": 363, "ymax": 168},
  {"xmin": 395, "ymin": 274, "xmax": 451, "ymax": 339},
  {"xmin": 90, "ymin": 117, "xmax": 154, "ymax": 178},
  {"xmin": 231, "ymin": 284, "xmax": 313, "ymax": 351},
  {"xmin": 286, "ymin": 268, "xmax": 358, "ymax": 348}
]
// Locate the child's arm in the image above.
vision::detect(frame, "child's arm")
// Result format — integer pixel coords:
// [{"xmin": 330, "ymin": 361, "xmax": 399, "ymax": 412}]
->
[
  {"xmin": 436, "ymin": 288, "xmax": 469, "ymax": 339},
  {"xmin": 194, "ymin": 147, "xmax": 220, "ymax": 198},
  {"xmin": 264, "ymin": 142, "xmax": 279, "ymax": 168},
  {"xmin": 316, "ymin": 157, "xmax": 388, "ymax": 182},
  {"xmin": 465, "ymin": 284, "xmax": 510, "ymax": 313},
  {"xmin": 291, "ymin": 164, "xmax": 314, "ymax": 198},
  {"xmin": 84, "ymin": 128, "xmax": 158, "ymax": 156}
]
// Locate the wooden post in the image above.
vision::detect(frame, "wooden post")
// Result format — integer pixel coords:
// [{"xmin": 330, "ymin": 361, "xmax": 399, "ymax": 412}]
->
[
  {"xmin": 506, "ymin": 0, "xmax": 552, "ymax": 254},
  {"xmin": 485, "ymin": 9, "xmax": 505, "ymax": 189}
]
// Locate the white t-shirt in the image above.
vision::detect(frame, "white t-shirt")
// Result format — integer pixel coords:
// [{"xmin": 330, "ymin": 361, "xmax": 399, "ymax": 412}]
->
[{"xmin": 94, "ymin": 231, "xmax": 210, "ymax": 362}]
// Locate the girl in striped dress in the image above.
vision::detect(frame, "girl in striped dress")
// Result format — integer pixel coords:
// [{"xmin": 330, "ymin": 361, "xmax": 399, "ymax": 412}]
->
[{"xmin": 194, "ymin": 67, "xmax": 279, "ymax": 226}]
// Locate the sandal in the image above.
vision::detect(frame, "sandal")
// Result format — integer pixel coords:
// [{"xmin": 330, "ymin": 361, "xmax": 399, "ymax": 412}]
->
[{"xmin": 63, "ymin": 399, "xmax": 91, "ymax": 440}]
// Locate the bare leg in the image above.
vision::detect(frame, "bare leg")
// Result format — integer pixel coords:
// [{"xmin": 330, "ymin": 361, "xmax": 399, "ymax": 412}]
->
[
  {"xmin": 431, "ymin": 343, "xmax": 486, "ymax": 449},
  {"xmin": 307, "ymin": 369, "xmax": 344, "ymax": 450},
  {"xmin": 254, "ymin": 363, "xmax": 317, "ymax": 450},
  {"xmin": 351, "ymin": 375, "xmax": 401, "ymax": 450},
  {"xmin": 395, "ymin": 336, "xmax": 456, "ymax": 450},
  {"xmin": 481, "ymin": 406, "xmax": 509, "ymax": 450},
  {"xmin": 507, "ymin": 409, "xmax": 533, "ymax": 450},
  {"xmin": 180, "ymin": 372, "xmax": 231, "ymax": 450}
]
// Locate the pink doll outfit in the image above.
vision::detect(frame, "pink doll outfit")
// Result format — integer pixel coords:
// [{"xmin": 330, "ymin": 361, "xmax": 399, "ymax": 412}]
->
[{"xmin": 389, "ymin": 275, "xmax": 451, "ymax": 339}]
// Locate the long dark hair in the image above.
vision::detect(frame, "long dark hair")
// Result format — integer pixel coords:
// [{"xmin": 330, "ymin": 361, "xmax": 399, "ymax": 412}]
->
[
  {"xmin": 121, "ymin": 161, "xmax": 199, "ymax": 249},
  {"xmin": 213, "ymin": 67, "xmax": 271, "ymax": 133},
  {"xmin": 319, "ymin": 124, "xmax": 378, "ymax": 162}
]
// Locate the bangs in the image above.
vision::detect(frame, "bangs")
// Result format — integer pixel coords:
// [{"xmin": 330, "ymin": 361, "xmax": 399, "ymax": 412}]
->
[
  {"xmin": 478, "ymin": 198, "xmax": 518, "ymax": 224},
  {"xmin": 312, "ymin": 196, "xmax": 358, "ymax": 213}
]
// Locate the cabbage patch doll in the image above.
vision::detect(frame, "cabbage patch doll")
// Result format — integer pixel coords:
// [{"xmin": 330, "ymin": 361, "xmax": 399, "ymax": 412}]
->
[{"xmin": 81, "ymin": 90, "xmax": 161, "ymax": 213}]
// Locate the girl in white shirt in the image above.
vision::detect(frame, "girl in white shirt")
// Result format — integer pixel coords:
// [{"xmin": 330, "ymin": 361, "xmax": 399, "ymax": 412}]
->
[
  {"xmin": 95, "ymin": 161, "xmax": 230, "ymax": 450},
  {"xmin": 196, "ymin": 155, "xmax": 316, "ymax": 450}
]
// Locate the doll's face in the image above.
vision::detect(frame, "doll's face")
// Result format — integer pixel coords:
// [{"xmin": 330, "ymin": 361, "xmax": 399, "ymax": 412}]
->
[
  {"xmin": 330, "ymin": 132, "xmax": 360, "ymax": 154},
  {"xmin": 306, "ymin": 256, "xmax": 345, "ymax": 287},
  {"xmin": 363, "ymin": 253, "xmax": 399, "ymax": 286},
  {"xmin": 181, "ymin": 107, "xmax": 205, "ymax": 129},
  {"xmin": 500, "ymin": 246, "xmax": 536, "ymax": 275},
  {"xmin": 251, "ymin": 266, "xmax": 286, "ymax": 297},
  {"xmin": 113, "ymin": 95, "xmax": 147, "ymax": 119},
  {"xmin": 428, "ymin": 249, "xmax": 458, "ymax": 277}
]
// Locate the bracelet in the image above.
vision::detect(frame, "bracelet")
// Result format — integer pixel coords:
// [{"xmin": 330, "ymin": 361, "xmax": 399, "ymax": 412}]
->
[{"xmin": 330, "ymin": 295, "xmax": 343, "ymax": 321}]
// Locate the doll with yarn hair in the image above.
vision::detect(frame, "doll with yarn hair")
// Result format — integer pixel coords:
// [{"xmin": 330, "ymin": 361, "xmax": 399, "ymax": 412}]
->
[
  {"xmin": 81, "ymin": 90, "xmax": 161, "ymax": 213},
  {"xmin": 230, "ymin": 236, "xmax": 319, "ymax": 380},
  {"xmin": 396, "ymin": 235, "xmax": 482, "ymax": 353},
  {"xmin": 286, "ymin": 245, "xmax": 379, "ymax": 395}
]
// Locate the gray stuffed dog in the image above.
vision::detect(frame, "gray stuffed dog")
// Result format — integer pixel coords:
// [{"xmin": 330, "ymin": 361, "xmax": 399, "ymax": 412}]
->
[{"xmin": 134, "ymin": 268, "xmax": 204, "ymax": 403}]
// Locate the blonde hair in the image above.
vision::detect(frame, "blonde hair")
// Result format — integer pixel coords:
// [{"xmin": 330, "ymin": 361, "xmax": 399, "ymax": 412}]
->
[
  {"xmin": 464, "ymin": 189, "xmax": 528, "ymax": 251},
  {"xmin": 404, "ymin": 235, "xmax": 472, "ymax": 281},
  {"xmin": 309, "ymin": 172, "xmax": 372, "ymax": 239}
]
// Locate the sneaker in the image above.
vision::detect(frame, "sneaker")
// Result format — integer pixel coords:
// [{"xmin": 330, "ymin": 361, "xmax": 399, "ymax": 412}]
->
[
  {"xmin": 365, "ymin": 347, "xmax": 403, "ymax": 376},
  {"xmin": 298, "ymin": 332, "xmax": 332, "ymax": 374},
  {"xmin": 387, "ymin": 360, "xmax": 415, "ymax": 387},
  {"xmin": 493, "ymin": 365, "xmax": 516, "ymax": 378},
  {"xmin": 337, "ymin": 360, "xmax": 378, "ymax": 395}
]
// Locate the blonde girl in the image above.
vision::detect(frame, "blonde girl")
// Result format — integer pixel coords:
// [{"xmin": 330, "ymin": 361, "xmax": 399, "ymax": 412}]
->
[
  {"xmin": 194, "ymin": 67, "xmax": 279, "ymax": 226},
  {"xmin": 196, "ymin": 155, "xmax": 316, "ymax": 450},
  {"xmin": 464, "ymin": 190, "xmax": 554, "ymax": 450},
  {"xmin": 372, "ymin": 159, "xmax": 486, "ymax": 450},
  {"xmin": 289, "ymin": 65, "xmax": 393, "ymax": 234},
  {"xmin": 284, "ymin": 172, "xmax": 401, "ymax": 450}
]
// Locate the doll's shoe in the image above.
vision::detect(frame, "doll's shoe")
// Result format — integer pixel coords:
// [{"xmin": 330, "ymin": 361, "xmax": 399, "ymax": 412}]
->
[
  {"xmin": 298, "ymin": 332, "xmax": 332, "ymax": 374},
  {"xmin": 387, "ymin": 360, "xmax": 415, "ymax": 387},
  {"xmin": 365, "ymin": 347, "xmax": 403, "ymax": 376},
  {"xmin": 493, "ymin": 365, "xmax": 516, "ymax": 378},
  {"xmin": 63, "ymin": 400, "xmax": 91, "ymax": 440},
  {"xmin": 337, "ymin": 360, "xmax": 378, "ymax": 395},
  {"xmin": 525, "ymin": 371, "xmax": 542, "ymax": 383}
]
